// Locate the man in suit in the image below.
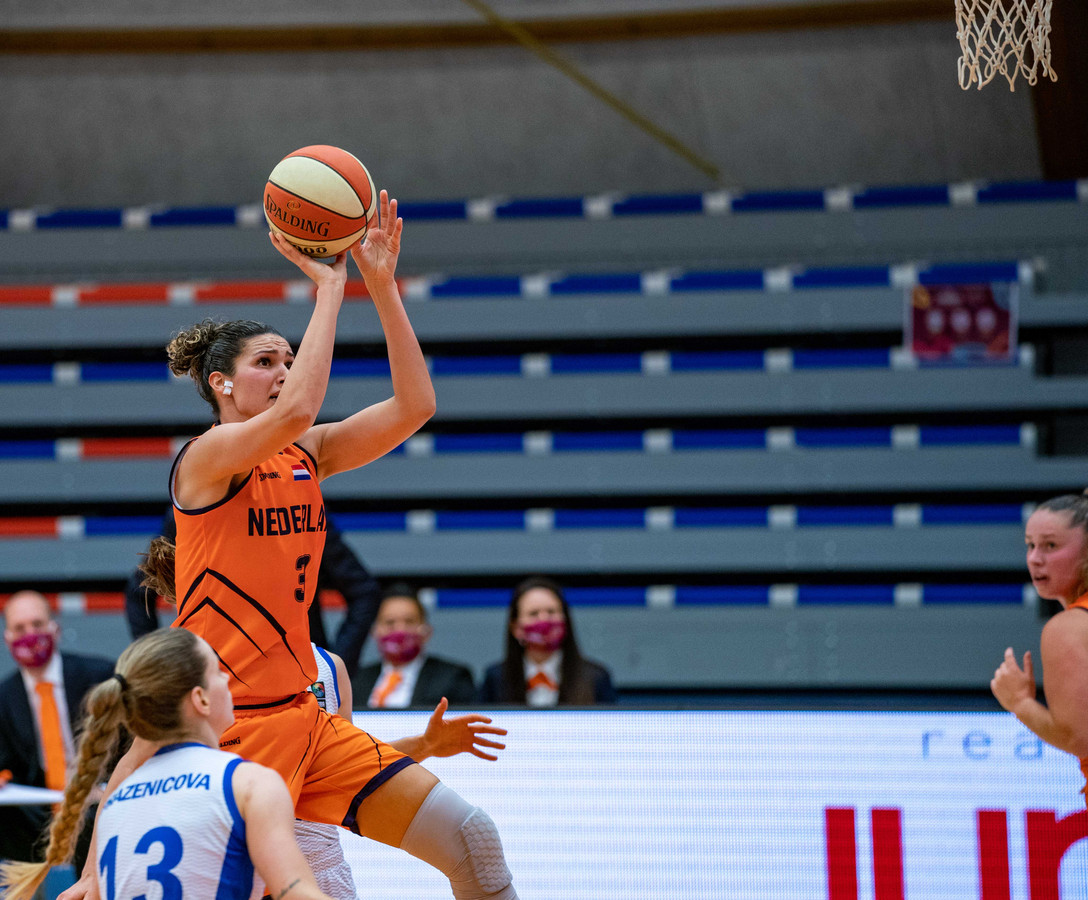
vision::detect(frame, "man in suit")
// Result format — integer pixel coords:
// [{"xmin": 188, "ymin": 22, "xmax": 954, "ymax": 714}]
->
[
  {"xmin": 351, "ymin": 583, "xmax": 476, "ymax": 709},
  {"xmin": 0, "ymin": 590, "xmax": 115, "ymax": 867}
]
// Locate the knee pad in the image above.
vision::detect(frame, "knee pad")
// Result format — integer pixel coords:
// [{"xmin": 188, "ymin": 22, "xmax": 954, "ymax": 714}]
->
[{"xmin": 398, "ymin": 782, "xmax": 516, "ymax": 900}]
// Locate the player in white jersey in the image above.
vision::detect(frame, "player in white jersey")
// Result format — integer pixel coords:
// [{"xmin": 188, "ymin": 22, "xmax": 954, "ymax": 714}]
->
[{"xmin": 0, "ymin": 628, "xmax": 334, "ymax": 900}]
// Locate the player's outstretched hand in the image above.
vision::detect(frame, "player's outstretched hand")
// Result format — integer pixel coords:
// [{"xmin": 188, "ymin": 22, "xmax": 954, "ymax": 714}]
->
[
  {"xmin": 57, "ymin": 870, "xmax": 99, "ymax": 900},
  {"xmin": 421, "ymin": 697, "xmax": 508, "ymax": 761}
]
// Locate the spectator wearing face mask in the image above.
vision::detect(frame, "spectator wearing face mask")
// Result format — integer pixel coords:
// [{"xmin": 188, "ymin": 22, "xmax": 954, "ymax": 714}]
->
[
  {"xmin": 479, "ymin": 576, "xmax": 617, "ymax": 706},
  {"xmin": 351, "ymin": 583, "xmax": 477, "ymax": 709},
  {"xmin": 0, "ymin": 591, "xmax": 115, "ymax": 868}
]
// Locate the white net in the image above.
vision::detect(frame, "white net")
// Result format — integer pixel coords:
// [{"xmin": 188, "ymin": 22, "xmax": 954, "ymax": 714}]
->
[{"xmin": 955, "ymin": 0, "xmax": 1057, "ymax": 90}]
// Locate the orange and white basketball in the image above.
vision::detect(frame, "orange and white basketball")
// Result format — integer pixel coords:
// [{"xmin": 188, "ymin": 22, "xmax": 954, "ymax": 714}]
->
[{"xmin": 263, "ymin": 145, "xmax": 377, "ymax": 258}]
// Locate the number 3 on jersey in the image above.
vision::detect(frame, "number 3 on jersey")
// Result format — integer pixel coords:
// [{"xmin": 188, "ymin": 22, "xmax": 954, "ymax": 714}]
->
[{"xmin": 99, "ymin": 827, "xmax": 184, "ymax": 900}]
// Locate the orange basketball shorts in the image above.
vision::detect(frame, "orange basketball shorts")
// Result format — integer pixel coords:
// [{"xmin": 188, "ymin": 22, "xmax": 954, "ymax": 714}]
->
[{"xmin": 218, "ymin": 690, "xmax": 414, "ymax": 832}]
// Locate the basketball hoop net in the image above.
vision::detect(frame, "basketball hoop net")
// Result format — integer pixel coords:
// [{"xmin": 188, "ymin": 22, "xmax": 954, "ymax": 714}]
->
[{"xmin": 955, "ymin": 0, "xmax": 1057, "ymax": 90}]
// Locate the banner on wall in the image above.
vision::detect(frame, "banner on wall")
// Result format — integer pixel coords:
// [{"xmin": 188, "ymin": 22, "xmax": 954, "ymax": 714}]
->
[
  {"xmin": 343, "ymin": 709, "xmax": 1087, "ymax": 900},
  {"xmin": 906, "ymin": 282, "xmax": 1019, "ymax": 363}
]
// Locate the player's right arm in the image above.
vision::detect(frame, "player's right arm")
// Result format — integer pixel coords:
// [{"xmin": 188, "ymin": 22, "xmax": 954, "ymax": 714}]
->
[
  {"xmin": 233, "ymin": 762, "xmax": 334, "ymax": 900},
  {"xmin": 177, "ymin": 236, "xmax": 348, "ymax": 506}
]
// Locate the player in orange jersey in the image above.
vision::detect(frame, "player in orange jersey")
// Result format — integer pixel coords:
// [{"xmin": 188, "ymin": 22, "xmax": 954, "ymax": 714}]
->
[
  {"xmin": 991, "ymin": 492, "xmax": 1088, "ymax": 807},
  {"xmin": 61, "ymin": 191, "xmax": 519, "ymax": 900}
]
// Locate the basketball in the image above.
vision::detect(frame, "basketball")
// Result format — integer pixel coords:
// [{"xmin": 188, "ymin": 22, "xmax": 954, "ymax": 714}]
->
[{"xmin": 263, "ymin": 145, "xmax": 377, "ymax": 258}]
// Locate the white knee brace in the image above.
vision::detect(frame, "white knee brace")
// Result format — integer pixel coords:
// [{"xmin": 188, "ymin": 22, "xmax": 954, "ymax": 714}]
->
[{"xmin": 398, "ymin": 782, "xmax": 517, "ymax": 900}]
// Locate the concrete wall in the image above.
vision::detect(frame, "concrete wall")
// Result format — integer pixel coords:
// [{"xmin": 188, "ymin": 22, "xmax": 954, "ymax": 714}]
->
[{"xmin": 0, "ymin": 12, "xmax": 1039, "ymax": 209}]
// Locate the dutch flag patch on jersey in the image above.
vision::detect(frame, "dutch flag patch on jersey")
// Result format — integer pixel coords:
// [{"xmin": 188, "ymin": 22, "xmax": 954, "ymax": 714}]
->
[{"xmin": 291, "ymin": 463, "xmax": 311, "ymax": 481}]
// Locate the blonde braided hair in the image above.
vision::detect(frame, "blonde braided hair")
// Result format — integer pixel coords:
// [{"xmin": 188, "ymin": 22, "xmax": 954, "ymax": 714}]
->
[{"xmin": 0, "ymin": 629, "xmax": 206, "ymax": 900}]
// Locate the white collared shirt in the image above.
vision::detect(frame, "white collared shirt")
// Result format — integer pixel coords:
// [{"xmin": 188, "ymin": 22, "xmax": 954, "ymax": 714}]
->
[
  {"xmin": 523, "ymin": 651, "xmax": 562, "ymax": 707},
  {"xmin": 19, "ymin": 652, "xmax": 76, "ymax": 768},
  {"xmin": 368, "ymin": 653, "xmax": 427, "ymax": 709}
]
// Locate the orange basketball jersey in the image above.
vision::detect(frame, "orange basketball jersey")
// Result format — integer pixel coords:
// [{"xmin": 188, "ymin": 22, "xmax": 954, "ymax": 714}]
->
[{"xmin": 169, "ymin": 439, "xmax": 327, "ymax": 704}]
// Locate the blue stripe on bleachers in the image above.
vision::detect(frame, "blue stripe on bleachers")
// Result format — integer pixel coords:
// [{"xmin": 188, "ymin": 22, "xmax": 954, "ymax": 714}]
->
[
  {"xmin": 430, "ymin": 276, "xmax": 522, "ymax": 298},
  {"xmin": 669, "ymin": 350, "xmax": 765, "ymax": 371},
  {"xmin": 612, "ymin": 194, "xmax": 704, "ymax": 216},
  {"xmin": 792, "ymin": 348, "xmax": 891, "ymax": 368},
  {"xmin": 919, "ymin": 424, "xmax": 1021, "ymax": 445},
  {"xmin": 434, "ymin": 588, "xmax": 509, "ymax": 608},
  {"xmin": 83, "ymin": 515, "xmax": 164, "ymax": 535},
  {"xmin": 35, "ymin": 209, "xmax": 124, "ymax": 229},
  {"xmin": 149, "ymin": 207, "xmax": 238, "ymax": 227},
  {"xmin": 671, "ymin": 429, "xmax": 767, "ymax": 450},
  {"xmin": 918, "ymin": 262, "xmax": 1020, "ymax": 284},
  {"xmin": 922, "ymin": 583, "xmax": 1025, "ymax": 604},
  {"xmin": 922, "ymin": 504, "xmax": 1023, "ymax": 525},
  {"xmin": 80, "ymin": 362, "xmax": 170, "ymax": 381},
  {"xmin": 794, "ymin": 427, "xmax": 892, "ymax": 447},
  {"xmin": 330, "ymin": 359, "xmax": 391, "ymax": 377},
  {"xmin": 731, "ymin": 190, "xmax": 826, "ymax": 212},
  {"xmin": 0, "ymin": 364, "xmax": 54, "ymax": 383},
  {"xmin": 0, "ymin": 440, "xmax": 55, "ymax": 459},
  {"xmin": 430, "ymin": 355, "xmax": 522, "ymax": 376},
  {"xmin": 673, "ymin": 507, "xmax": 769, "ymax": 527},
  {"xmin": 851, "ymin": 185, "xmax": 950, "ymax": 209},
  {"xmin": 792, "ymin": 266, "xmax": 891, "ymax": 289},
  {"xmin": 796, "ymin": 506, "xmax": 895, "ymax": 526},
  {"xmin": 977, "ymin": 180, "xmax": 1079, "ymax": 203},
  {"xmin": 548, "ymin": 274, "xmax": 643, "ymax": 295},
  {"xmin": 553, "ymin": 508, "xmax": 646, "ymax": 529},
  {"xmin": 434, "ymin": 510, "xmax": 525, "ymax": 530},
  {"xmin": 398, "ymin": 200, "xmax": 468, "ymax": 221},
  {"xmin": 432, "ymin": 433, "xmax": 524, "ymax": 453},
  {"xmin": 549, "ymin": 353, "xmax": 643, "ymax": 374},
  {"xmin": 0, "ymin": 211, "xmax": 7, "ymax": 229},
  {"xmin": 797, "ymin": 584, "xmax": 897, "ymax": 604},
  {"xmin": 494, "ymin": 197, "xmax": 584, "ymax": 218},
  {"xmin": 565, "ymin": 586, "xmax": 647, "ymax": 606},
  {"xmin": 335, "ymin": 512, "xmax": 408, "ymax": 531},
  {"xmin": 674, "ymin": 585, "xmax": 770, "ymax": 605},
  {"xmin": 669, "ymin": 270, "xmax": 765, "ymax": 291},
  {"xmin": 552, "ymin": 431, "xmax": 644, "ymax": 451}
]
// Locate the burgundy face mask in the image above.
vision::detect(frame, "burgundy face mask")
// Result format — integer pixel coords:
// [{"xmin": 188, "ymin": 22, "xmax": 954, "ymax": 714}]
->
[
  {"xmin": 519, "ymin": 619, "xmax": 566, "ymax": 652},
  {"xmin": 377, "ymin": 630, "xmax": 424, "ymax": 666},
  {"xmin": 9, "ymin": 631, "xmax": 56, "ymax": 669}
]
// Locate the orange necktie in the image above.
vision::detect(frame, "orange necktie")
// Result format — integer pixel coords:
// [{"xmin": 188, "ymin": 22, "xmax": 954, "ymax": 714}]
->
[
  {"xmin": 527, "ymin": 671, "xmax": 557, "ymax": 692},
  {"xmin": 34, "ymin": 681, "xmax": 67, "ymax": 792},
  {"xmin": 372, "ymin": 670, "xmax": 403, "ymax": 708}
]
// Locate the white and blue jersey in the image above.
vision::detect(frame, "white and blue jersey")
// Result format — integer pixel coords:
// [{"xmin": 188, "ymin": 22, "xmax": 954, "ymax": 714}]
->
[
  {"xmin": 96, "ymin": 742, "xmax": 254, "ymax": 900},
  {"xmin": 309, "ymin": 643, "xmax": 341, "ymax": 712}
]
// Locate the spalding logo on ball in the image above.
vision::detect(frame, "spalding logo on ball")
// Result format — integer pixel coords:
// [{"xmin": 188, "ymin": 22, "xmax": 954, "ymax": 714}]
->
[{"xmin": 263, "ymin": 145, "xmax": 377, "ymax": 258}]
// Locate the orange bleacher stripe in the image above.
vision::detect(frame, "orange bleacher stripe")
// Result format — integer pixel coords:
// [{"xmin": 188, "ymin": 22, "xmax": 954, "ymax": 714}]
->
[
  {"xmin": 0, "ymin": 592, "xmax": 60, "ymax": 610},
  {"xmin": 79, "ymin": 283, "xmax": 171, "ymax": 304},
  {"xmin": 0, "ymin": 518, "xmax": 57, "ymax": 537},
  {"xmin": 195, "ymin": 281, "xmax": 295, "ymax": 302},
  {"xmin": 318, "ymin": 590, "xmax": 346, "ymax": 610},
  {"xmin": 83, "ymin": 592, "xmax": 127, "ymax": 612},
  {"xmin": 343, "ymin": 282, "xmax": 373, "ymax": 299},
  {"xmin": 81, "ymin": 437, "xmax": 174, "ymax": 458},
  {"xmin": 0, "ymin": 286, "xmax": 53, "ymax": 306}
]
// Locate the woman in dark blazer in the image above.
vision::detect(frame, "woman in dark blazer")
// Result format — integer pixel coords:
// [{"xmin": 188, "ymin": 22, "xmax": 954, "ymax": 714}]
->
[{"xmin": 479, "ymin": 576, "xmax": 616, "ymax": 706}]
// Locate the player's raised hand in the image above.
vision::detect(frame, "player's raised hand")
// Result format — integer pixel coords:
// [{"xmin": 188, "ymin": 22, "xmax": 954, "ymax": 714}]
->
[{"xmin": 991, "ymin": 646, "xmax": 1036, "ymax": 712}]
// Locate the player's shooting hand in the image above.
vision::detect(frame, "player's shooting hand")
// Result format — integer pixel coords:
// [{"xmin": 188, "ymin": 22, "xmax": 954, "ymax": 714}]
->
[
  {"xmin": 421, "ymin": 697, "xmax": 508, "ymax": 761},
  {"xmin": 991, "ymin": 646, "xmax": 1036, "ymax": 713}
]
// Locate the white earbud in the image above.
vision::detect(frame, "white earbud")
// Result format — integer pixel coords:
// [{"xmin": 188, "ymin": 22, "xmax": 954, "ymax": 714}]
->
[{"xmin": 223, "ymin": 380, "xmax": 233, "ymax": 396}]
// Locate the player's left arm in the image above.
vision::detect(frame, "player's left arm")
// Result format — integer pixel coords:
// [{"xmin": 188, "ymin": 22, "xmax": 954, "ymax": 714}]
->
[{"xmin": 298, "ymin": 194, "xmax": 435, "ymax": 480}]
